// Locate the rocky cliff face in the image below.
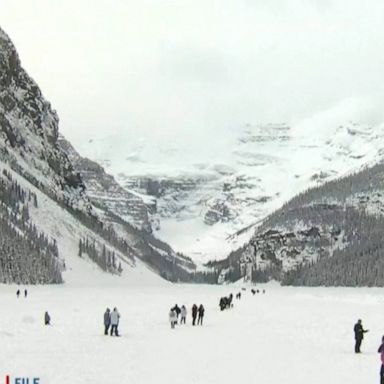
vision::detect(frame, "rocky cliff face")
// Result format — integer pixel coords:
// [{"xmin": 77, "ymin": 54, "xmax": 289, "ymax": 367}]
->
[
  {"xmin": 58, "ymin": 136, "xmax": 152, "ymax": 232},
  {"xmin": 0, "ymin": 28, "xmax": 90, "ymax": 212},
  {"xmin": 212, "ymin": 161, "xmax": 384, "ymax": 286},
  {"xmin": 0, "ymin": 27, "xmax": 204, "ymax": 284}
]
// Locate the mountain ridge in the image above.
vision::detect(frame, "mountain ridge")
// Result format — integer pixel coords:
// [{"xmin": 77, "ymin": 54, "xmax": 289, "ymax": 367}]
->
[
  {"xmin": 74, "ymin": 122, "xmax": 384, "ymax": 263},
  {"xmin": 211, "ymin": 160, "xmax": 384, "ymax": 286},
  {"xmin": 0, "ymin": 26, "xmax": 207, "ymax": 284}
]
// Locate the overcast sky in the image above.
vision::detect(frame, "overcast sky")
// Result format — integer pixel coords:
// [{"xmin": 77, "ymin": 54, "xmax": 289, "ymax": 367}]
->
[{"xmin": 1, "ymin": 0, "xmax": 384, "ymax": 145}]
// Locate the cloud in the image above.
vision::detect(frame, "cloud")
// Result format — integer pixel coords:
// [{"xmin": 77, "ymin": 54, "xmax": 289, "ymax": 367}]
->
[
  {"xmin": 1, "ymin": 0, "xmax": 384, "ymax": 146},
  {"xmin": 292, "ymin": 96, "xmax": 384, "ymax": 138}
]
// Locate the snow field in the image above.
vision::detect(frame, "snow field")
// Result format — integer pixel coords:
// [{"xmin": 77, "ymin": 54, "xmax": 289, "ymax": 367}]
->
[{"xmin": 1, "ymin": 284, "xmax": 383, "ymax": 384}]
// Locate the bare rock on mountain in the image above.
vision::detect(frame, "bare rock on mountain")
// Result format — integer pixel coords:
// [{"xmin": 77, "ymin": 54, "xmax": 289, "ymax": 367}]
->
[
  {"xmin": 58, "ymin": 137, "xmax": 152, "ymax": 232},
  {"xmin": 0, "ymin": 28, "xmax": 89, "ymax": 212},
  {"xmin": 0, "ymin": 27, "xmax": 203, "ymax": 284}
]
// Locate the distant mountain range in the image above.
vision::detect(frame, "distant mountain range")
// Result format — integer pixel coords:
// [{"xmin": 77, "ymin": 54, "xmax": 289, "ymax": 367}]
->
[
  {"xmin": 2, "ymin": 25, "xmax": 384, "ymax": 286},
  {"xmin": 74, "ymin": 120, "xmax": 384, "ymax": 267}
]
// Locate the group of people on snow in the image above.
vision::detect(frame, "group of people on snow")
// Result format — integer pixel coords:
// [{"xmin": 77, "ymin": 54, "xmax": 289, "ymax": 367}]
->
[
  {"xmin": 220, "ymin": 288, "xmax": 264, "ymax": 311},
  {"xmin": 219, "ymin": 294, "xmax": 233, "ymax": 311},
  {"xmin": 16, "ymin": 289, "xmax": 28, "ymax": 298},
  {"xmin": 16, "ymin": 289, "xmax": 50, "ymax": 325},
  {"xmin": 104, "ymin": 307, "xmax": 121, "ymax": 336},
  {"xmin": 251, "ymin": 288, "xmax": 265, "ymax": 295},
  {"xmin": 169, "ymin": 304, "xmax": 204, "ymax": 328}
]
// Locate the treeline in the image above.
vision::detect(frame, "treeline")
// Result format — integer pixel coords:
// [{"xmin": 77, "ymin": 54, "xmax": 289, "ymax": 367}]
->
[
  {"xmin": 1, "ymin": 169, "xmax": 38, "ymax": 209},
  {"xmin": 261, "ymin": 162, "xmax": 384, "ymax": 230},
  {"xmin": 0, "ymin": 170, "xmax": 62, "ymax": 283},
  {"xmin": 4, "ymin": 159, "xmax": 204, "ymax": 282},
  {"xmin": 135, "ymin": 238, "xmax": 219, "ymax": 283},
  {"xmin": 247, "ymin": 206, "xmax": 384, "ymax": 286},
  {"xmin": 216, "ymin": 161, "xmax": 384, "ymax": 286},
  {"xmin": 2, "ymin": 149, "xmax": 218, "ymax": 283},
  {"xmin": 208, "ymin": 247, "xmax": 280, "ymax": 284},
  {"xmin": 282, "ymin": 208, "xmax": 384, "ymax": 286},
  {"xmin": 78, "ymin": 238, "xmax": 123, "ymax": 275},
  {"xmin": 101, "ymin": 207, "xmax": 210, "ymax": 283},
  {"xmin": 67, "ymin": 202, "xmax": 137, "ymax": 260}
]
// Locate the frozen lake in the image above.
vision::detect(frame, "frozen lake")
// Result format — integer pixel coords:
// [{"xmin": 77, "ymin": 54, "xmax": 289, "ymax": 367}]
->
[{"xmin": 1, "ymin": 283, "xmax": 384, "ymax": 384}]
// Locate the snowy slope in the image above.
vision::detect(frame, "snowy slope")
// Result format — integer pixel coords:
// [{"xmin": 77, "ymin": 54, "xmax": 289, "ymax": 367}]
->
[
  {"xmin": 1, "ymin": 284, "xmax": 383, "ymax": 384},
  {"xmin": 211, "ymin": 159, "xmax": 384, "ymax": 285},
  {"xmin": 0, "ymin": 26, "xmax": 200, "ymax": 284},
  {"xmin": 58, "ymin": 136, "xmax": 152, "ymax": 232},
  {"xmin": 0, "ymin": 161, "xmax": 165, "ymax": 286},
  {"xmin": 74, "ymin": 123, "xmax": 384, "ymax": 263}
]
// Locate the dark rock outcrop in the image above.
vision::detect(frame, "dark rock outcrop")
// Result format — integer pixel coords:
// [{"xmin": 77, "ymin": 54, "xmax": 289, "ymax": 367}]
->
[
  {"xmin": 58, "ymin": 137, "xmax": 152, "ymax": 232},
  {"xmin": 0, "ymin": 28, "xmax": 89, "ymax": 211}
]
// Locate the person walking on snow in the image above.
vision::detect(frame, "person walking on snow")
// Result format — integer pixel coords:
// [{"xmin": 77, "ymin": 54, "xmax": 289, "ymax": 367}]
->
[
  {"xmin": 192, "ymin": 304, "xmax": 198, "ymax": 326},
  {"xmin": 104, "ymin": 308, "xmax": 111, "ymax": 335},
  {"xmin": 354, "ymin": 319, "xmax": 369, "ymax": 353},
  {"xmin": 110, "ymin": 307, "xmax": 120, "ymax": 336},
  {"xmin": 180, "ymin": 305, "xmax": 187, "ymax": 324},
  {"xmin": 24, "ymin": 289, "xmax": 27, "ymax": 298},
  {"xmin": 172, "ymin": 304, "xmax": 181, "ymax": 324},
  {"xmin": 378, "ymin": 336, "xmax": 384, "ymax": 384},
  {"xmin": 197, "ymin": 304, "xmax": 205, "ymax": 326},
  {"xmin": 44, "ymin": 311, "xmax": 51, "ymax": 325},
  {"xmin": 169, "ymin": 308, "xmax": 177, "ymax": 329},
  {"xmin": 16, "ymin": 289, "xmax": 20, "ymax": 298}
]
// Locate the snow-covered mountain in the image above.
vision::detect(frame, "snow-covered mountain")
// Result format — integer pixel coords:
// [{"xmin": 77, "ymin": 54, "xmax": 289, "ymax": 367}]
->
[
  {"xmin": 0, "ymin": 28, "xmax": 90, "ymax": 213},
  {"xmin": 58, "ymin": 136, "xmax": 152, "ymax": 233},
  {"xmin": 2, "ymin": 24, "xmax": 384, "ymax": 287},
  {"xmin": 209, "ymin": 160, "xmax": 384, "ymax": 286},
  {"xmin": 74, "ymin": 122, "xmax": 384, "ymax": 264},
  {"xmin": 0, "ymin": 26, "xmax": 208, "ymax": 285}
]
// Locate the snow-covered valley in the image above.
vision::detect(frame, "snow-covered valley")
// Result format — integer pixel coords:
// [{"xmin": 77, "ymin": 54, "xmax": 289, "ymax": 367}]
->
[
  {"xmin": 75, "ymin": 123, "xmax": 384, "ymax": 263},
  {"xmin": 2, "ymin": 283, "xmax": 383, "ymax": 384}
]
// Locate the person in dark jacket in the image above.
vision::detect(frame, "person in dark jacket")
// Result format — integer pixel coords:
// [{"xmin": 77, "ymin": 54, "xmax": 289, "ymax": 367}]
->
[
  {"xmin": 16, "ymin": 289, "xmax": 20, "ymax": 298},
  {"xmin": 192, "ymin": 304, "xmax": 198, "ymax": 326},
  {"xmin": 354, "ymin": 319, "xmax": 369, "ymax": 353},
  {"xmin": 104, "ymin": 308, "xmax": 111, "ymax": 335},
  {"xmin": 219, "ymin": 297, "xmax": 225, "ymax": 311},
  {"xmin": 197, "ymin": 304, "xmax": 205, "ymax": 325},
  {"xmin": 44, "ymin": 311, "xmax": 51, "ymax": 325},
  {"xmin": 378, "ymin": 336, "xmax": 384, "ymax": 384},
  {"xmin": 227, "ymin": 294, "xmax": 233, "ymax": 308},
  {"xmin": 24, "ymin": 289, "xmax": 28, "ymax": 298},
  {"xmin": 172, "ymin": 304, "xmax": 181, "ymax": 324}
]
